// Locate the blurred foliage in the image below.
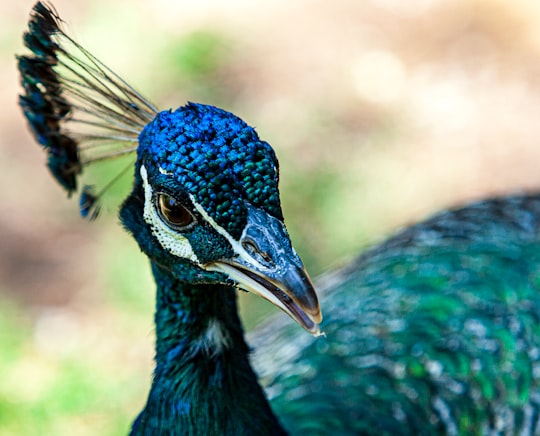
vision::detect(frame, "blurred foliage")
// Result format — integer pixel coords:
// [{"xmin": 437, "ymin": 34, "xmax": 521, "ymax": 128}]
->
[
  {"xmin": 157, "ymin": 30, "xmax": 238, "ymax": 106},
  {"xmin": 166, "ymin": 31, "xmax": 227, "ymax": 80},
  {"xmin": 0, "ymin": 299, "xmax": 130, "ymax": 435}
]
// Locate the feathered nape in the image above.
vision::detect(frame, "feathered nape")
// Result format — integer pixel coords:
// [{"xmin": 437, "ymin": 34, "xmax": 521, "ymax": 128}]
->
[{"xmin": 17, "ymin": 1, "xmax": 157, "ymax": 219}]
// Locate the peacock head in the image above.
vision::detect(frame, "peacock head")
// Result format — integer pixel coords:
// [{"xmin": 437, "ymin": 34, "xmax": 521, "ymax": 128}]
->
[
  {"xmin": 120, "ymin": 103, "xmax": 322, "ymax": 333},
  {"xmin": 18, "ymin": 2, "xmax": 321, "ymax": 335}
]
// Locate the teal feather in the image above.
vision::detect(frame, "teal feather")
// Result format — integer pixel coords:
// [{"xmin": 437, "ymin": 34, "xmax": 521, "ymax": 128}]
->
[
  {"xmin": 18, "ymin": 3, "xmax": 540, "ymax": 435},
  {"xmin": 253, "ymin": 195, "xmax": 540, "ymax": 434},
  {"xmin": 130, "ymin": 264, "xmax": 286, "ymax": 435}
]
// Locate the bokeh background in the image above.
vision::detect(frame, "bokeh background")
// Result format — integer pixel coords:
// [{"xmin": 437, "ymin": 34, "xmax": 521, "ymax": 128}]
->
[{"xmin": 3, "ymin": 0, "xmax": 540, "ymax": 434}]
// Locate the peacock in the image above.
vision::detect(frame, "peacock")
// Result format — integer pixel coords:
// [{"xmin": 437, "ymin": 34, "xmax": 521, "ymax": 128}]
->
[{"xmin": 17, "ymin": 2, "xmax": 540, "ymax": 435}]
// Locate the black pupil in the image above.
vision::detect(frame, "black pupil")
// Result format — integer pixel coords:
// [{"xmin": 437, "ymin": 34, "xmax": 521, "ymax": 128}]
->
[{"xmin": 158, "ymin": 194, "xmax": 192, "ymax": 227}]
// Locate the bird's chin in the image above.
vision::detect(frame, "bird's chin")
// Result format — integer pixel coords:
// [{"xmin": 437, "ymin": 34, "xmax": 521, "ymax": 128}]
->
[{"xmin": 205, "ymin": 261, "xmax": 322, "ymax": 336}]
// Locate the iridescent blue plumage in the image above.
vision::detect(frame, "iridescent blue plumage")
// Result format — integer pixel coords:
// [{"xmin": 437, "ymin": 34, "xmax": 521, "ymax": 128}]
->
[
  {"xmin": 139, "ymin": 104, "xmax": 282, "ymax": 238},
  {"xmin": 18, "ymin": 2, "xmax": 540, "ymax": 435},
  {"xmin": 79, "ymin": 186, "xmax": 100, "ymax": 220}
]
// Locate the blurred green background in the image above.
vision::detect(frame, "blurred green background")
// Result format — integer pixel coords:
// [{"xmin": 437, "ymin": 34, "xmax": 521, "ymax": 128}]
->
[{"xmin": 3, "ymin": 0, "xmax": 540, "ymax": 434}]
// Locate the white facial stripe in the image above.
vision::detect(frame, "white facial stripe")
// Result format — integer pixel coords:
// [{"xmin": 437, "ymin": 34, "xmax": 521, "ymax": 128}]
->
[
  {"xmin": 188, "ymin": 194, "xmax": 269, "ymax": 271},
  {"xmin": 140, "ymin": 165, "xmax": 200, "ymax": 264},
  {"xmin": 158, "ymin": 166, "xmax": 172, "ymax": 175}
]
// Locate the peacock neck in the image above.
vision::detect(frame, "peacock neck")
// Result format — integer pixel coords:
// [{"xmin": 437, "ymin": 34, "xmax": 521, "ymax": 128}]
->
[{"xmin": 130, "ymin": 262, "xmax": 287, "ymax": 436}]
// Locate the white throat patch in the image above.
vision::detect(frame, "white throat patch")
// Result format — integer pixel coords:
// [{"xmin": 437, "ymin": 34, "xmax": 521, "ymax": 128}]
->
[{"xmin": 195, "ymin": 319, "xmax": 231, "ymax": 357}]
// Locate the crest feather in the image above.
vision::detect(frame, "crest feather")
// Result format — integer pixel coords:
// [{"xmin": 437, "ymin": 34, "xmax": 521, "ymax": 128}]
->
[{"xmin": 18, "ymin": 1, "xmax": 157, "ymax": 217}]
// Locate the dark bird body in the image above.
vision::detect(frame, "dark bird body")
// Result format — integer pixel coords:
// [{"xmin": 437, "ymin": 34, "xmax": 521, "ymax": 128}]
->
[
  {"xmin": 253, "ymin": 195, "xmax": 540, "ymax": 434},
  {"xmin": 17, "ymin": 3, "xmax": 540, "ymax": 435}
]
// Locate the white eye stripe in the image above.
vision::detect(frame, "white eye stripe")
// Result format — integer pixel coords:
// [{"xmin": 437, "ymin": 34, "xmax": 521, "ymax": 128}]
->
[
  {"xmin": 140, "ymin": 165, "xmax": 200, "ymax": 265},
  {"xmin": 189, "ymin": 194, "xmax": 269, "ymax": 272},
  {"xmin": 158, "ymin": 166, "xmax": 172, "ymax": 175},
  {"xmin": 140, "ymin": 165, "xmax": 266, "ymax": 272}
]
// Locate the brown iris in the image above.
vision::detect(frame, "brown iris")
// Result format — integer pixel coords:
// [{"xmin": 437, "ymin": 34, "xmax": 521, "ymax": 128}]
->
[{"xmin": 157, "ymin": 194, "xmax": 194, "ymax": 228}]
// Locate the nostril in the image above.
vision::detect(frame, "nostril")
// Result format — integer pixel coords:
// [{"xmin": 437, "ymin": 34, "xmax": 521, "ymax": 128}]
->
[
  {"xmin": 259, "ymin": 250, "xmax": 272, "ymax": 264},
  {"xmin": 242, "ymin": 239, "xmax": 257, "ymax": 255}
]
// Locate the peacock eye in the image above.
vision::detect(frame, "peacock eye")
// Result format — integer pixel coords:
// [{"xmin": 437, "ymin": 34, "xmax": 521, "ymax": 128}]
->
[{"xmin": 157, "ymin": 193, "xmax": 195, "ymax": 229}]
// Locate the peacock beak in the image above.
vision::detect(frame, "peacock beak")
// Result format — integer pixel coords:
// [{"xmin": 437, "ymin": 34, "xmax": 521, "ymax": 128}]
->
[
  {"xmin": 205, "ymin": 205, "xmax": 322, "ymax": 335},
  {"xmin": 210, "ymin": 259, "xmax": 322, "ymax": 335}
]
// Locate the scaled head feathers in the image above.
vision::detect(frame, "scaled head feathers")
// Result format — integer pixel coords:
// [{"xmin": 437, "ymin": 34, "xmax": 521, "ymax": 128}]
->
[{"xmin": 138, "ymin": 103, "xmax": 283, "ymax": 238}]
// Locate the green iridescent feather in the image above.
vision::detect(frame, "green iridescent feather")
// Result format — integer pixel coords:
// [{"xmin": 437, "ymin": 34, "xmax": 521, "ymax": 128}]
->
[{"xmin": 253, "ymin": 195, "xmax": 540, "ymax": 434}]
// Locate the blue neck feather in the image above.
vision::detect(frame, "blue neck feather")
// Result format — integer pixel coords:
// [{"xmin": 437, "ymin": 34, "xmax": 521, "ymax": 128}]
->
[{"xmin": 130, "ymin": 262, "xmax": 287, "ymax": 435}]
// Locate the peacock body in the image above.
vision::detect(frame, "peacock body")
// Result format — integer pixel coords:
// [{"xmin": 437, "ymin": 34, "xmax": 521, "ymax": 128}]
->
[
  {"xmin": 17, "ymin": 2, "xmax": 540, "ymax": 435},
  {"xmin": 254, "ymin": 195, "xmax": 540, "ymax": 434}
]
